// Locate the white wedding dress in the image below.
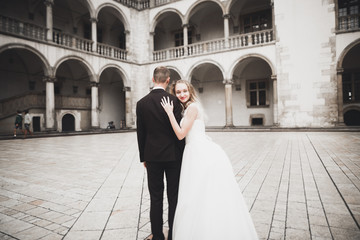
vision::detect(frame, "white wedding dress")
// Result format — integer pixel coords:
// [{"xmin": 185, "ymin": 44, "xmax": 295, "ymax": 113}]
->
[{"xmin": 172, "ymin": 103, "xmax": 258, "ymax": 240}]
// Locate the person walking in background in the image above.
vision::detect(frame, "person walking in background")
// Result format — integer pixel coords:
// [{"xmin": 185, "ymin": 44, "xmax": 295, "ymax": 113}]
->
[
  {"xmin": 24, "ymin": 110, "xmax": 32, "ymax": 138},
  {"xmin": 136, "ymin": 66, "xmax": 185, "ymax": 240},
  {"xmin": 13, "ymin": 110, "xmax": 24, "ymax": 138}
]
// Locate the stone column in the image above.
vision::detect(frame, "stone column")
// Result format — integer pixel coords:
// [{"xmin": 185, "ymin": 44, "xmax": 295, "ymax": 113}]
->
[
  {"xmin": 90, "ymin": 82, "xmax": 100, "ymax": 128},
  {"xmin": 124, "ymin": 87, "xmax": 132, "ymax": 128},
  {"xmin": 223, "ymin": 14, "xmax": 230, "ymax": 48},
  {"xmin": 271, "ymin": 75, "xmax": 279, "ymax": 126},
  {"xmin": 45, "ymin": 0, "xmax": 54, "ymax": 41},
  {"xmin": 150, "ymin": 32, "xmax": 155, "ymax": 61},
  {"xmin": 271, "ymin": 1, "xmax": 275, "ymax": 40},
  {"xmin": 90, "ymin": 18, "xmax": 97, "ymax": 52},
  {"xmin": 183, "ymin": 24, "xmax": 189, "ymax": 55},
  {"xmin": 337, "ymin": 68, "xmax": 345, "ymax": 125},
  {"xmin": 44, "ymin": 77, "xmax": 56, "ymax": 130},
  {"xmin": 223, "ymin": 79, "xmax": 234, "ymax": 127}
]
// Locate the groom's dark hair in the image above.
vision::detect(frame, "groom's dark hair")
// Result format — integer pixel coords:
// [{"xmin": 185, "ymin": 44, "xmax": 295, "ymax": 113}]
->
[{"xmin": 153, "ymin": 66, "xmax": 170, "ymax": 83}]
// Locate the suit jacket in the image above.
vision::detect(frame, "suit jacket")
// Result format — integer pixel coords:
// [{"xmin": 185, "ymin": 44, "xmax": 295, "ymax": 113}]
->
[{"xmin": 136, "ymin": 88, "xmax": 185, "ymax": 163}]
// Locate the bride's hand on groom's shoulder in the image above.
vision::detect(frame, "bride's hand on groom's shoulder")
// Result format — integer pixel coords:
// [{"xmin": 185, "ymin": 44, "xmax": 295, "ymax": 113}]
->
[{"xmin": 161, "ymin": 96, "xmax": 174, "ymax": 115}]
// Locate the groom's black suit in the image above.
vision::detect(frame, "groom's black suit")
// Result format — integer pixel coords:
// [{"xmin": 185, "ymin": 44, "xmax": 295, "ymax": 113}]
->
[{"xmin": 136, "ymin": 88, "xmax": 184, "ymax": 240}]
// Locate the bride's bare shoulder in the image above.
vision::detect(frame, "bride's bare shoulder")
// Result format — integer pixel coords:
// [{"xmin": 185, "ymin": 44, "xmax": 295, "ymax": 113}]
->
[
  {"xmin": 186, "ymin": 102, "xmax": 199, "ymax": 112},
  {"xmin": 184, "ymin": 102, "xmax": 199, "ymax": 117}
]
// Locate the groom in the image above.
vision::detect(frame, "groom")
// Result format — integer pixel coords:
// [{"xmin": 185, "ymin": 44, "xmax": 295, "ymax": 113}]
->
[{"xmin": 136, "ymin": 66, "xmax": 184, "ymax": 240}]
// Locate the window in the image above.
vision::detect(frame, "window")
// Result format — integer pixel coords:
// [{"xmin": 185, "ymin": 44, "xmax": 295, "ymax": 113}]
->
[
  {"xmin": 343, "ymin": 72, "xmax": 360, "ymax": 103},
  {"xmin": 240, "ymin": 9, "xmax": 272, "ymax": 34},
  {"xmin": 338, "ymin": 0, "xmax": 360, "ymax": 30},
  {"xmin": 174, "ymin": 30, "xmax": 192, "ymax": 47},
  {"xmin": 247, "ymin": 79, "xmax": 269, "ymax": 107},
  {"xmin": 84, "ymin": 23, "xmax": 91, "ymax": 39}
]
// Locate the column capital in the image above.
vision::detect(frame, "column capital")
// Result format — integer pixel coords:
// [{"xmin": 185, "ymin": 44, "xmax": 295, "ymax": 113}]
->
[
  {"xmin": 90, "ymin": 81, "xmax": 99, "ymax": 87},
  {"xmin": 337, "ymin": 68, "xmax": 344, "ymax": 74},
  {"xmin": 123, "ymin": 86, "xmax": 131, "ymax": 92},
  {"xmin": 223, "ymin": 14, "xmax": 231, "ymax": 19},
  {"xmin": 223, "ymin": 79, "xmax": 233, "ymax": 85},
  {"xmin": 43, "ymin": 77, "xmax": 56, "ymax": 83},
  {"xmin": 150, "ymin": 32, "xmax": 156, "ymax": 36},
  {"xmin": 271, "ymin": 74, "xmax": 277, "ymax": 80},
  {"xmin": 90, "ymin": 17, "xmax": 98, "ymax": 23},
  {"xmin": 44, "ymin": 0, "xmax": 54, "ymax": 6},
  {"xmin": 124, "ymin": 30, "xmax": 130, "ymax": 35},
  {"xmin": 182, "ymin": 24, "xmax": 190, "ymax": 28}
]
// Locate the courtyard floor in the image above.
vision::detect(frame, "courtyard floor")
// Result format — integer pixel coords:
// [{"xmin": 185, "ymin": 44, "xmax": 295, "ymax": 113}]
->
[{"xmin": 0, "ymin": 131, "xmax": 359, "ymax": 240}]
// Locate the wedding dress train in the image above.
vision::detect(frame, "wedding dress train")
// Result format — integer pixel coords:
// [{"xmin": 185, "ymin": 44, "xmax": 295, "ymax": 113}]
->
[{"xmin": 172, "ymin": 104, "xmax": 258, "ymax": 240}]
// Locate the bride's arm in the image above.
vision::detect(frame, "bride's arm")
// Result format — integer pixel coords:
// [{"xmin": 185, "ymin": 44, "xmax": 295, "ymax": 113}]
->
[{"xmin": 161, "ymin": 97, "xmax": 197, "ymax": 140}]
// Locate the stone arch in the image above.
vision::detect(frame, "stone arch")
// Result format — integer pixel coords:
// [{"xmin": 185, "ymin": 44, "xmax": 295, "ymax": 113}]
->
[
  {"xmin": 167, "ymin": 65, "xmax": 184, "ymax": 80},
  {"xmin": 58, "ymin": 110, "xmax": 81, "ymax": 132},
  {"xmin": 187, "ymin": 60, "xmax": 226, "ymax": 126},
  {"xmin": 61, "ymin": 113, "xmax": 75, "ymax": 131},
  {"xmin": 150, "ymin": 8, "xmax": 185, "ymax": 33},
  {"xmin": 186, "ymin": 59, "xmax": 225, "ymax": 81},
  {"xmin": 228, "ymin": 53, "xmax": 276, "ymax": 80},
  {"xmin": 98, "ymin": 64, "xmax": 129, "ymax": 87},
  {"xmin": 98, "ymin": 64, "xmax": 128, "ymax": 129},
  {"xmin": 343, "ymin": 105, "xmax": 360, "ymax": 126},
  {"xmin": 53, "ymin": 55, "xmax": 96, "ymax": 82},
  {"xmin": 337, "ymin": 38, "xmax": 360, "ymax": 69},
  {"xmin": 184, "ymin": 0, "xmax": 225, "ymax": 22},
  {"xmin": 96, "ymin": 3, "xmax": 130, "ymax": 31},
  {"xmin": 78, "ymin": 0, "xmax": 96, "ymax": 18},
  {"xmin": 0, "ymin": 43, "xmax": 52, "ymax": 77}
]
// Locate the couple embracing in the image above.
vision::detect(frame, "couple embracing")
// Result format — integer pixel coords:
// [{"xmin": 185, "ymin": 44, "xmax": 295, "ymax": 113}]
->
[{"xmin": 136, "ymin": 66, "xmax": 258, "ymax": 240}]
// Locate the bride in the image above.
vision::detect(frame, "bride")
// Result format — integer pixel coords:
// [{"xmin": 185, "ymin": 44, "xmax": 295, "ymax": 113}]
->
[{"xmin": 160, "ymin": 80, "xmax": 259, "ymax": 240}]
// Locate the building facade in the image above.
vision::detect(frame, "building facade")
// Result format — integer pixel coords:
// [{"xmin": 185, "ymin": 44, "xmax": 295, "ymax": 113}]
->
[{"xmin": 0, "ymin": 0, "xmax": 359, "ymax": 133}]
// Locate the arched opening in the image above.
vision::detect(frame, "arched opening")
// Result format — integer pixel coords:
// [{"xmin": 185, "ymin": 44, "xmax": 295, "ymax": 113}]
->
[
  {"xmin": 53, "ymin": 0, "xmax": 92, "ymax": 41},
  {"xmin": 188, "ymin": 1, "xmax": 224, "ymax": 43},
  {"xmin": 62, "ymin": 114, "xmax": 75, "ymax": 131},
  {"xmin": 99, "ymin": 67, "xmax": 126, "ymax": 129},
  {"xmin": 341, "ymin": 43, "xmax": 360, "ymax": 124},
  {"xmin": 97, "ymin": 6, "xmax": 126, "ymax": 49},
  {"xmin": 190, "ymin": 63, "xmax": 225, "ymax": 126},
  {"xmin": 0, "ymin": 47, "xmax": 46, "ymax": 133},
  {"xmin": 344, "ymin": 110, "xmax": 360, "ymax": 126},
  {"xmin": 232, "ymin": 56, "xmax": 273, "ymax": 126},
  {"xmin": 55, "ymin": 58, "xmax": 92, "ymax": 131},
  {"xmin": 167, "ymin": 69, "xmax": 182, "ymax": 92},
  {"xmin": 228, "ymin": 0, "xmax": 272, "ymax": 37},
  {"xmin": 154, "ymin": 11, "xmax": 183, "ymax": 51}
]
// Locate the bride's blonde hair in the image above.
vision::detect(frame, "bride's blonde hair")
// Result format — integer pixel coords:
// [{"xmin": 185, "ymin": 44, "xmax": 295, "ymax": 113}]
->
[
  {"xmin": 170, "ymin": 79, "xmax": 207, "ymax": 122},
  {"xmin": 170, "ymin": 80, "xmax": 199, "ymax": 109}
]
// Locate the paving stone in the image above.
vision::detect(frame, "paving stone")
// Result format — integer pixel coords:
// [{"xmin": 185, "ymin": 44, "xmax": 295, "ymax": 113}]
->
[
  {"xmin": 12, "ymin": 225, "xmax": 51, "ymax": 240},
  {"xmin": 1, "ymin": 132, "xmax": 360, "ymax": 239}
]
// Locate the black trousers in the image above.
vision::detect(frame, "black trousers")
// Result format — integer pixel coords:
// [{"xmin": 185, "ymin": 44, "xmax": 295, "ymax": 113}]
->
[{"xmin": 146, "ymin": 161, "xmax": 181, "ymax": 240}]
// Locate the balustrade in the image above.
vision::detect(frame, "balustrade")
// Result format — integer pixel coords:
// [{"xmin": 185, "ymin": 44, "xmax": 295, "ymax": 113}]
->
[
  {"xmin": 153, "ymin": 29, "xmax": 274, "ymax": 62},
  {"xmin": 155, "ymin": 0, "xmax": 171, "ymax": 6},
  {"xmin": 153, "ymin": 46, "xmax": 185, "ymax": 61},
  {"xmin": 0, "ymin": 15, "xmax": 46, "ymax": 41},
  {"xmin": 113, "ymin": 0, "xmax": 149, "ymax": 9},
  {"xmin": 0, "ymin": 93, "xmax": 45, "ymax": 119},
  {"xmin": 55, "ymin": 95, "xmax": 91, "ymax": 109},
  {"xmin": 53, "ymin": 30, "xmax": 93, "ymax": 52},
  {"xmin": 229, "ymin": 29, "xmax": 273, "ymax": 49},
  {"xmin": 97, "ymin": 42, "xmax": 127, "ymax": 60},
  {"xmin": 187, "ymin": 38, "xmax": 225, "ymax": 56}
]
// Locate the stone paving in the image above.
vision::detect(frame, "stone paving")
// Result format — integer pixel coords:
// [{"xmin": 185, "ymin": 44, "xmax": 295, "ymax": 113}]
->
[{"xmin": 0, "ymin": 131, "xmax": 359, "ymax": 240}]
